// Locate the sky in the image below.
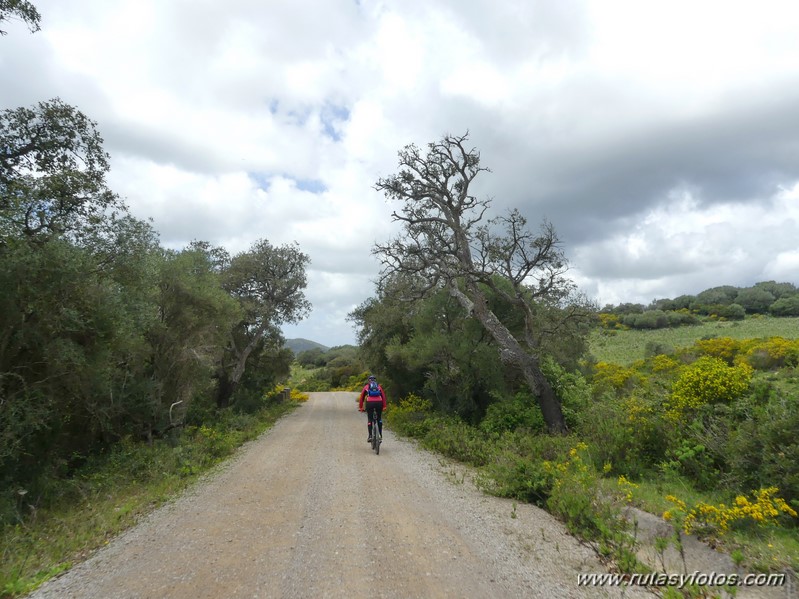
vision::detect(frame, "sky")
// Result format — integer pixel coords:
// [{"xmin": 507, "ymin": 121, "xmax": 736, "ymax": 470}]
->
[{"xmin": 2, "ymin": 0, "xmax": 799, "ymax": 348}]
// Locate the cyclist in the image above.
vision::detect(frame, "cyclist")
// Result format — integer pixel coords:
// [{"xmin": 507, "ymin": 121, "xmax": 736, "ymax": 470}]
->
[{"xmin": 358, "ymin": 375, "xmax": 386, "ymax": 443}]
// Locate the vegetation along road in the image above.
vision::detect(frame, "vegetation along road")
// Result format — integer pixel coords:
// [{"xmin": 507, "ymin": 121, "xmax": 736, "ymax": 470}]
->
[{"xmin": 26, "ymin": 392, "xmax": 646, "ymax": 599}]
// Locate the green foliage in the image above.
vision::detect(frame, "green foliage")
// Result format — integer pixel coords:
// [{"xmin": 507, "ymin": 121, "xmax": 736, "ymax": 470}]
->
[
  {"xmin": 724, "ymin": 388, "xmax": 799, "ymax": 505},
  {"xmin": 770, "ymin": 296, "xmax": 799, "ymax": 316},
  {"xmin": 384, "ymin": 393, "xmax": 436, "ymax": 438},
  {"xmin": 735, "ymin": 287, "xmax": 776, "ymax": 314},
  {"xmin": 481, "ymin": 432, "xmax": 573, "ymax": 504},
  {"xmin": 479, "ymin": 392, "xmax": 544, "ymax": 435}
]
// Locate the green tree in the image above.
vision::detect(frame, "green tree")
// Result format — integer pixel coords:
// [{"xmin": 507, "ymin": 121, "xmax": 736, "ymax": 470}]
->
[
  {"xmin": 147, "ymin": 243, "xmax": 242, "ymax": 431},
  {"xmin": 735, "ymin": 287, "xmax": 776, "ymax": 314},
  {"xmin": 348, "ymin": 274, "xmax": 427, "ymax": 401},
  {"xmin": 1, "ymin": 98, "xmax": 125, "ymax": 244},
  {"xmin": 754, "ymin": 280, "xmax": 797, "ymax": 299},
  {"xmin": 0, "ymin": 0, "xmax": 40, "ymax": 35},
  {"xmin": 770, "ymin": 295, "xmax": 799, "ymax": 317},
  {"xmin": 695, "ymin": 286, "xmax": 739, "ymax": 308},
  {"xmin": 216, "ymin": 240, "xmax": 311, "ymax": 408}
]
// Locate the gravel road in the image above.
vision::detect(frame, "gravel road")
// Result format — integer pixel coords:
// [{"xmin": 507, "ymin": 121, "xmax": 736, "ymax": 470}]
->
[{"xmin": 27, "ymin": 392, "xmax": 650, "ymax": 599}]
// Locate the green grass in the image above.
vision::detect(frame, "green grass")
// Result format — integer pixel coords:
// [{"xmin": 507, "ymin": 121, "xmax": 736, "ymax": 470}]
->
[
  {"xmin": 589, "ymin": 316, "xmax": 799, "ymax": 365},
  {"xmin": 0, "ymin": 400, "xmax": 297, "ymax": 598}
]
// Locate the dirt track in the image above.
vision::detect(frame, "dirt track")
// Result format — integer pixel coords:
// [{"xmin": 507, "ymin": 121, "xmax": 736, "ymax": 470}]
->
[{"xmin": 28, "ymin": 392, "xmax": 649, "ymax": 599}]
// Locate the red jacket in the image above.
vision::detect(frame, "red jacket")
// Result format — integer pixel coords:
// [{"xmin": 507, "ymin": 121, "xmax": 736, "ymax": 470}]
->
[{"xmin": 359, "ymin": 383, "xmax": 386, "ymax": 411}]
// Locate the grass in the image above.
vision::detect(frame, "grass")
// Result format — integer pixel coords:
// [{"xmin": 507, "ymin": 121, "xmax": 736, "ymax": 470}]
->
[
  {"xmin": 0, "ymin": 400, "xmax": 297, "ymax": 598},
  {"xmin": 589, "ymin": 316, "xmax": 799, "ymax": 365}
]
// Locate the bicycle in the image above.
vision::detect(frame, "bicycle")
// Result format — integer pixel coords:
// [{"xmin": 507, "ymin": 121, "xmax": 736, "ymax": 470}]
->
[
  {"xmin": 371, "ymin": 425, "xmax": 381, "ymax": 455},
  {"xmin": 366, "ymin": 405, "xmax": 382, "ymax": 455}
]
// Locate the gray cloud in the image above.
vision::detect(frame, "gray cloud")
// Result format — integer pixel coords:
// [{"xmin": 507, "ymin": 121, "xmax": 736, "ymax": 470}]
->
[{"xmin": 3, "ymin": 0, "xmax": 799, "ymax": 345}]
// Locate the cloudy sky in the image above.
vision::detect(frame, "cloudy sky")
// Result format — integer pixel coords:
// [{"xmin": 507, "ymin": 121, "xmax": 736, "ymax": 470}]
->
[{"xmin": 3, "ymin": 0, "xmax": 799, "ymax": 347}]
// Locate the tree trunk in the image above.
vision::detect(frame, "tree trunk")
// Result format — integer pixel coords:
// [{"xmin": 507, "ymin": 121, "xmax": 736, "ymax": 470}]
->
[
  {"xmin": 215, "ymin": 323, "xmax": 270, "ymax": 409},
  {"xmin": 215, "ymin": 374, "xmax": 237, "ymax": 409},
  {"xmin": 450, "ymin": 282, "xmax": 568, "ymax": 433}
]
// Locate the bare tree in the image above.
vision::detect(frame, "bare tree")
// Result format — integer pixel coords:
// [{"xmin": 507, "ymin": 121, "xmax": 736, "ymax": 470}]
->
[{"xmin": 374, "ymin": 132, "xmax": 587, "ymax": 433}]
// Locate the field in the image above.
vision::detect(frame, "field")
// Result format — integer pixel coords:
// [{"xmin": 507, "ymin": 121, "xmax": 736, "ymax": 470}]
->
[{"xmin": 588, "ymin": 315, "xmax": 799, "ymax": 365}]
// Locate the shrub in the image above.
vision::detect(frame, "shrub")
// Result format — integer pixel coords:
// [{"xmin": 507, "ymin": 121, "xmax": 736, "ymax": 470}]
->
[
  {"xmin": 422, "ymin": 417, "xmax": 493, "ymax": 466},
  {"xmin": 591, "ymin": 362, "xmax": 640, "ymax": 395},
  {"xmin": 384, "ymin": 393, "xmax": 435, "ymax": 438},
  {"xmin": 480, "ymin": 393, "xmax": 543, "ymax": 436},
  {"xmin": 692, "ymin": 337, "xmax": 741, "ymax": 365},
  {"xmin": 645, "ymin": 342, "xmax": 674, "ymax": 359},
  {"xmin": 576, "ymin": 393, "xmax": 667, "ymax": 477},
  {"xmin": 725, "ymin": 392, "xmax": 799, "ymax": 504},
  {"xmin": 480, "ymin": 432, "xmax": 572, "ymax": 504},
  {"xmin": 744, "ymin": 337, "xmax": 799, "ymax": 370},
  {"xmin": 666, "ymin": 357, "xmax": 753, "ymax": 420}
]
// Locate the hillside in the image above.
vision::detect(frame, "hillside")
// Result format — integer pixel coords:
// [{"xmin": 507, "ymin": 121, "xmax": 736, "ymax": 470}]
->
[
  {"xmin": 284, "ymin": 338, "xmax": 329, "ymax": 354},
  {"xmin": 589, "ymin": 315, "xmax": 799, "ymax": 365}
]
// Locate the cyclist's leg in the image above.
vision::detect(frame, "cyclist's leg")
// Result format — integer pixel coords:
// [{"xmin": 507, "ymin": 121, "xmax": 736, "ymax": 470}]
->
[
  {"xmin": 366, "ymin": 404, "xmax": 375, "ymax": 440},
  {"xmin": 374, "ymin": 404, "xmax": 383, "ymax": 438}
]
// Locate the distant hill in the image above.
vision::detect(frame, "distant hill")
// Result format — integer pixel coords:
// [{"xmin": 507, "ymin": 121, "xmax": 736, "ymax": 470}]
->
[{"xmin": 284, "ymin": 338, "xmax": 329, "ymax": 354}]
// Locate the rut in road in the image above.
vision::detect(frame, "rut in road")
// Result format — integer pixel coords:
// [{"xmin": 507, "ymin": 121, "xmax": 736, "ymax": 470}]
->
[{"xmin": 28, "ymin": 392, "xmax": 645, "ymax": 599}]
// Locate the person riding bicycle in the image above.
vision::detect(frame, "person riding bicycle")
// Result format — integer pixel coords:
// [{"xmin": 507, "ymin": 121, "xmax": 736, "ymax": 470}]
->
[{"xmin": 359, "ymin": 375, "xmax": 386, "ymax": 443}]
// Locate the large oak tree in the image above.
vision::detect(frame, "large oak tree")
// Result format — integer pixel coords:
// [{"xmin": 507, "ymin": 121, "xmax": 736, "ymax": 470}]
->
[{"xmin": 374, "ymin": 132, "xmax": 591, "ymax": 433}]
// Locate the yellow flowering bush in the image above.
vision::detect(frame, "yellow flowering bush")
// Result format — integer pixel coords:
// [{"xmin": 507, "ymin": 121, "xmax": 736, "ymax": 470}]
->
[
  {"xmin": 650, "ymin": 354, "xmax": 680, "ymax": 373},
  {"xmin": 745, "ymin": 337, "xmax": 799, "ymax": 370},
  {"xmin": 598, "ymin": 313, "xmax": 624, "ymax": 329},
  {"xmin": 693, "ymin": 337, "xmax": 741, "ymax": 364},
  {"xmin": 666, "ymin": 356, "xmax": 753, "ymax": 420},
  {"xmin": 396, "ymin": 393, "xmax": 432, "ymax": 413},
  {"xmin": 621, "ymin": 395, "xmax": 655, "ymax": 425},
  {"xmin": 290, "ymin": 388, "xmax": 309, "ymax": 402},
  {"xmin": 543, "ymin": 442, "xmax": 591, "ymax": 495},
  {"xmin": 592, "ymin": 362, "xmax": 640, "ymax": 393},
  {"xmin": 663, "ymin": 487, "xmax": 798, "ymax": 535}
]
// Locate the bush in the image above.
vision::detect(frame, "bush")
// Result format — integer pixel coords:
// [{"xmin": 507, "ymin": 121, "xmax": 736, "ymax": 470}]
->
[
  {"xmin": 422, "ymin": 417, "xmax": 493, "ymax": 466},
  {"xmin": 666, "ymin": 357, "xmax": 753, "ymax": 420},
  {"xmin": 480, "ymin": 432, "xmax": 573, "ymax": 504},
  {"xmin": 479, "ymin": 392, "xmax": 544, "ymax": 436},
  {"xmin": 384, "ymin": 393, "xmax": 435, "ymax": 438},
  {"xmin": 770, "ymin": 296, "xmax": 799, "ymax": 317},
  {"xmin": 692, "ymin": 336, "xmax": 741, "ymax": 365},
  {"xmin": 590, "ymin": 362, "xmax": 640, "ymax": 396},
  {"xmin": 744, "ymin": 337, "xmax": 799, "ymax": 370},
  {"xmin": 725, "ymin": 392, "xmax": 799, "ymax": 505},
  {"xmin": 575, "ymin": 393, "xmax": 667, "ymax": 477}
]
